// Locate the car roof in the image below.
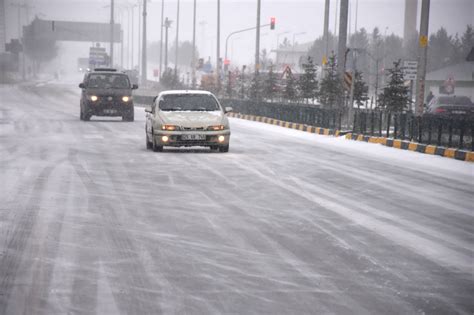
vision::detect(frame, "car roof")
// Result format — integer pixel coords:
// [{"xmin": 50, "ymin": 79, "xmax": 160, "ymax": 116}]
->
[{"xmin": 159, "ymin": 90, "xmax": 214, "ymax": 96}]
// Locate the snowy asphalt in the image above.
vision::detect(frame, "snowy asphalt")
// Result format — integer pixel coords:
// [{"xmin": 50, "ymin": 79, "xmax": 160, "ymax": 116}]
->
[{"xmin": 0, "ymin": 83, "xmax": 473, "ymax": 314}]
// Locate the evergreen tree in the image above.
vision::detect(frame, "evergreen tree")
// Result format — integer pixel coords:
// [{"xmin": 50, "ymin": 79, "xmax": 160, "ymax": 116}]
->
[
  {"xmin": 298, "ymin": 56, "xmax": 319, "ymax": 102},
  {"xmin": 283, "ymin": 72, "xmax": 297, "ymax": 102},
  {"xmin": 263, "ymin": 66, "xmax": 278, "ymax": 102},
  {"xmin": 353, "ymin": 70, "xmax": 369, "ymax": 108},
  {"xmin": 318, "ymin": 55, "xmax": 343, "ymax": 108},
  {"xmin": 378, "ymin": 60, "xmax": 410, "ymax": 112}
]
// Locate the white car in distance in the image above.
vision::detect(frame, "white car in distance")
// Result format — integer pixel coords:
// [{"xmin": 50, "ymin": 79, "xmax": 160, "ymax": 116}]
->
[{"xmin": 145, "ymin": 90, "xmax": 232, "ymax": 152}]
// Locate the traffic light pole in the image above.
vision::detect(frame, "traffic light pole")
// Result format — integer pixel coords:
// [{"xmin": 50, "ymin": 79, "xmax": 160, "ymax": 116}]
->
[
  {"xmin": 141, "ymin": 0, "xmax": 147, "ymax": 85},
  {"xmin": 224, "ymin": 23, "xmax": 270, "ymax": 70},
  {"xmin": 254, "ymin": 0, "xmax": 261, "ymax": 74}
]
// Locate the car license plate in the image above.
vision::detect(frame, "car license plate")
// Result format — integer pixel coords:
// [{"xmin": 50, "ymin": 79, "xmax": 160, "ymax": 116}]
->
[
  {"xmin": 182, "ymin": 134, "xmax": 205, "ymax": 141},
  {"xmin": 104, "ymin": 109, "xmax": 117, "ymax": 114},
  {"xmin": 452, "ymin": 110, "xmax": 466, "ymax": 114}
]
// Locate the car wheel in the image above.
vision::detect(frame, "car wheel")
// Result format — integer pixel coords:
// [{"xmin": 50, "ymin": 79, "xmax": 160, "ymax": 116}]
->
[
  {"xmin": 210, "ymin": 145, "xmax": 218, "ymax": 151},
  {"xmin": 80, "ymin": 109, "xmax": 83, "ymax": 120},
  {"xmin": 146, "ymin": 133, "xmax": 152, "ymax": 150},
  {"xmin": 219, "ymin": 144, "xmax": 229, "ymax": 153},
  {"xmin": 152, "ymin": 134, "xmax": 163, "ymax": 152},
  {"xmin": 83, "ymin": 113, "xmax": 91, "ymax": 121}
]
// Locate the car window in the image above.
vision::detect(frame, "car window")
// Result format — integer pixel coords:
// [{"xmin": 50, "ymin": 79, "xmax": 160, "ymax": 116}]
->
[
  {"xmin": 87, "ymin": 74, "xmax": 130, "ymax": 89},
  {"xmin": 437, "ymin": 96, "xmax": 472, "ymax": 106},
  {"xmin": 159, "ymin": 94, "xmax": 220, "ymax": 111}
]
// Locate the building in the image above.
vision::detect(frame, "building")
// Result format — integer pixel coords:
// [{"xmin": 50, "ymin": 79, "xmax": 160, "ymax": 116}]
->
[
  {"xmin": 272, "ymin": 42, "xmax": 313, "ymax": 73},
  {"xmin": 425, "ymin": 60, "xmax": 474, "ymax": 100}
]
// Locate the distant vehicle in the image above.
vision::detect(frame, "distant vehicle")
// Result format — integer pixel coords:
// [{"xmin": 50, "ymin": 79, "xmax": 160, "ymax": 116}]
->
[
  {"xmin": 426, "ymin": 95, "xmax": 473, "ymax": 116},
  {"xmin": 77, "ymin": 57, "xmax": 90, "ymax": 72},
  {"xmin": 79, "ymin": 68, "xmax": 138, "ymax": 121},
  {"xmin": 145, "ymin": 90, "xmax": 232, "ymax": 152}
]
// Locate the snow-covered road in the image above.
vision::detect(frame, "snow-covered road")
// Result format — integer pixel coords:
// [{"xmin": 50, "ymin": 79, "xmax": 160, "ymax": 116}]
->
[{"xmin": 1, "ymin": 83, "xmax": 473, "ymax": 314}]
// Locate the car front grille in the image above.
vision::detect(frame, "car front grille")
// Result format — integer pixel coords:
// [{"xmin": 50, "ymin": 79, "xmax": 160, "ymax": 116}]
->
[{"xmin": 182, "ymin": 127, "xmax": 205, "ymax": 131}]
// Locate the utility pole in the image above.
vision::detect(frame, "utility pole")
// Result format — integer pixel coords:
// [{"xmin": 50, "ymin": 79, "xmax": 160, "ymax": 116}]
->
[
  {"xmin": 159, "ymin": 0, "xmax": 164, "ymax": 79},
  {"xmin": 323, "ymin": 0, "xmax": 330, "ymax": 69},
  {"xmin": 131, "ymin": 5, "xmax": 135, "ymax": 69},
  {"xmin": 141, "ymin": 0, "xmax": 147, "ymax": 84},
  {"xmin": 415, "ymin": 0, "xmax": 430, "ymax": 116},
  {"xmin": 337, "ymin": 0, "xmax": 349, "ymax": 78},
  {"xmin": 174, "ymin": 0, "xmax": 180, "ymax": 77},
  {"xmin": 110, "ymin": 0, "xmax": 114, "ymax": 67},
  {"xmin": 164, "ymin": 17, "xmax": 171, "ymax": 69},
  {"xmin": 216, "ymin": 0, "xmax": 221, "ymax": 92},
  {"xmin": 191, "ymin": 0, "xmax": 197, "ymax": 88},
  {"xmin": 254, "ymin": 0, "xmax": 261, "ymax": 74}
]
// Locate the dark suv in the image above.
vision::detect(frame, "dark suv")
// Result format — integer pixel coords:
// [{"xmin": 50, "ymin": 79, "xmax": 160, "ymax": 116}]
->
[{"xmin": 79, "ymin": 68, "xmax": 138, "ymax": 121}]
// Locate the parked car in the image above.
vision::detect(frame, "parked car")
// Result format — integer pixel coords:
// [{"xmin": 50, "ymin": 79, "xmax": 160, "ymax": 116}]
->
[
  {"xmin": 426, "ymin": 95, "xmax": 473, "ymax": 116},
  {"xmin": 79, "ymin": 68, "xmax": 138, "ymax": 121},
  {"xmin": 145, "ymin": 90, "xmax": 232, "ymax": 152}
]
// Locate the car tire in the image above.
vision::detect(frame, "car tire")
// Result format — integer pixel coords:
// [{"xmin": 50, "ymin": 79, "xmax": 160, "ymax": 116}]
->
[
  {"xmin": 80, "ymin": 109, "xmax": 83, "ymax": 120},
  {"xmin": 146, "ymin": 133, "xmax": 152, "ymax": 150},
  {"xmin": 210, "ymin": 145, "xmax": 218, "ymax": 151},
  {"xmin": 219, "ymin": 144, "xmax": 229, "ymax": 153},
  {"xmin": 83, "ymin": 113, "xmax": 91, "ymax": 121},
  {"xmin": 152, "ymin": 134, "xmax": 163, "ymax": 152}
]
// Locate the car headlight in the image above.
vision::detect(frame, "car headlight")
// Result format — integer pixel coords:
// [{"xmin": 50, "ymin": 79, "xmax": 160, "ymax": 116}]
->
[
  {"xmin": 161, "ymin": 124, "xmax": 179, "ymax": 131},
  {"xmin": 88, "ymin": 95, "xmax": 98, "ymax": 102},
  {"xmin": 208, "ymin": 125, "xmax": 225, "ymax": 131},
  {"xmin": 122, "ymin": 96, "xmax": 132, "ymax": 102}
]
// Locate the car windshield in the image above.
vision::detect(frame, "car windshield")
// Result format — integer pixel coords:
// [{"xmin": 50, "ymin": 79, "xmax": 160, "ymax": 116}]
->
[
  {"xmin": 437, "ymin": 96, "xmax": 472, "ymax": 106},
  {"xmin": 160, "ymin": 94, "xmax": 220, "ymax": 111},
  {"xmin": 87, "ymin": 74, "xmax": 130, "ymax": 89}
]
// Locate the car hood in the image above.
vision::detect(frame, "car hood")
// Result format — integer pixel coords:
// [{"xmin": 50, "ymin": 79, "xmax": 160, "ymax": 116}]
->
[
  {"xmin": 86, "ymin": 88, "xmax": 131, "ymax": 96},
  {"xmin": 158, "ymin": 110, "xmax": 225, "ymax": 128}
]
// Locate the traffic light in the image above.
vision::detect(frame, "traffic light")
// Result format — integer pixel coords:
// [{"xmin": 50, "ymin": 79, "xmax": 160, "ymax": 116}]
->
[
  {"xmin": 197, "ymin": 58, "xmax": 204, "ymax": 70},
  {"xmin": 270, "ymin": 17, "xmax": 275, "ymax": 30}
]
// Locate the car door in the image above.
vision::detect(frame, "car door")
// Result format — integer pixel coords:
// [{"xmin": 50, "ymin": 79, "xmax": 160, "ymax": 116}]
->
[{"xmin": 146, "ymin": 97, "xmax": 158, "ymax": 136}]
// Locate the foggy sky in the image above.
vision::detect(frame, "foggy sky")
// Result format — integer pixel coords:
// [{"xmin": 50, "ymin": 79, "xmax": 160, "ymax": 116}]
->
[{"xmin": 4, "ymin": 0, "xmax": 473, "ymax": 71}]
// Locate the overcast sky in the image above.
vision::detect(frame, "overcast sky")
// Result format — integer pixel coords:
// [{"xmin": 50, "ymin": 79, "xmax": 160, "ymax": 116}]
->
[{"xmin": 5, "ymin": 0, "xmax": 473, "ymax": 70}]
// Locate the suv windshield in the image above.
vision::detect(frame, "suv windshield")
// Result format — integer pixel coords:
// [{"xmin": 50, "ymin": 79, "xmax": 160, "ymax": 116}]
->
[
  {"xmin": 160, "ymin": 94, "xmax": 220, "ymax": 111},
  {"xmin": 87, "ymin": 74, "xmax": 130, "ymax": 89}
]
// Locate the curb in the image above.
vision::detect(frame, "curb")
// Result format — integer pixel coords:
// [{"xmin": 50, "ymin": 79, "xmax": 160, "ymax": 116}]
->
[
  {"xmin": 345, "ymin": 133, "xmax": 474, "ymax": 162},
  {"xmin": 227, "ymin": 112, "xmax": 341, "ymax": 137}
]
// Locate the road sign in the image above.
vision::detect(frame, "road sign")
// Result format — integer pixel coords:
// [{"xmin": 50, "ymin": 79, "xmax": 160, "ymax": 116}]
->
[
  {"xmin": 403, "ymin": 60, "xmax": 418, "ymax": 80},
  {"xmin": 419, "ymin": 35, "xmax": 428, "ymax": 48},
  {"xmin": 343, "ymin": 71, "xmax": 352, "ymax": 91}
]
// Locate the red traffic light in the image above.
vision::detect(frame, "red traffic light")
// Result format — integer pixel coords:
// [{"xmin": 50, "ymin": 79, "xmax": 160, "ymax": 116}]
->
[{"xmin": 270, "ymin": 17, "xmax": 275, "ymax": 30}]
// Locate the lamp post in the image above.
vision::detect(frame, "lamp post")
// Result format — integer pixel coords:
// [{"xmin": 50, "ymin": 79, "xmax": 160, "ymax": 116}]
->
[
  {"xmin": 110, "ymin": 0, "xmax": 114, "ymax": 67},
  {"xmin": 216, "ymin": 0, "xmax": 221, "ymax": 92},
  {"xmin": 174, "ymin": 0, "xmax": 180, "ymax": 77},
  {"xmin": 141, "ymin": 0, "xmax": 147, "ymax": 85},
  {"xmin": 191, "ymin": 0, "xmax": 197, "ymax": 88},
  {"xmin": 159, "ymin": 0, "xmax": 164, "ymax": 80},
  {"xmin": 164, "ymin": 18, "xmax": 172, "ymax": 69}
]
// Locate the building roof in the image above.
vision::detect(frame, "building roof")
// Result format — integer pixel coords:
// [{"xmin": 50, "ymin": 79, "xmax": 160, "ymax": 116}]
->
[
  {"xmin": 272, "ymin": 42, "xmax": 313, "ymax": 54},
  {"xmin": 426, "ymin": 61, "xmax": 474, "ymax": 82}
]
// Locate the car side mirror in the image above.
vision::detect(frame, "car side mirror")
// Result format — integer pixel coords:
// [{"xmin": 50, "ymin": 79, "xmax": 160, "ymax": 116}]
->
[
  {"xmin": 224, "ymin": 106, "xmax": 233, "ymax": 113},
  {"xmin": 79, "ymin": 83, "xmax": 85, "ymax": 89},
  {"xmin": 144, "ymin": 106, "xmax": 152, "ymax": 113},
  {"xmin": 132, "ymin": 84, "xmax": 139, "ymax": 90}
]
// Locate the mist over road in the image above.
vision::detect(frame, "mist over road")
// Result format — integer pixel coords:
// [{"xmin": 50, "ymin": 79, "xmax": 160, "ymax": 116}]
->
[{"xmin": 0, "ymin": 83, "xmax": 472, "ymax": 314}]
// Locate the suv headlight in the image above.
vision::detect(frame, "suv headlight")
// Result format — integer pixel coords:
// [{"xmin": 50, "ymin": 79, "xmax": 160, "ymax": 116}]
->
[
  {"xmin": 87, "ymin": 95, "xmax": 98, "ymax": 102},
  {"xmin": 122, "ymin": 96, "xmax": 132, "ymax": 102},
  {"xmin": 207, "ymin": 125, "xmax": 225, "ymax": 131},
  {"xmin": 161, "ymin": 124, "xmax": 179, "ymax": 131}
]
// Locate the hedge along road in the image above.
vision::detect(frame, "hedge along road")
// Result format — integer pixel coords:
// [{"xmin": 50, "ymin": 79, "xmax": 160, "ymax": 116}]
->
[{"xmin": 0, "ymin": 82, "xmax": 473, "ymax": 314}]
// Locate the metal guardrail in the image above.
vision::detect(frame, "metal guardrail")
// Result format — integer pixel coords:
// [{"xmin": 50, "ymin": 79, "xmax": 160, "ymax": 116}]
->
[
  {"xmin": 221, "ymin": 99, "xmax": 344, "ymax": 130},
  {"xmin": 353, "ymin": 110, "xmax": 474, "ymax": 150}
]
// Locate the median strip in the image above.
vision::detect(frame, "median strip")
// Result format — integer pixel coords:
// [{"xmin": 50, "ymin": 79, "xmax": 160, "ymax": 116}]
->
[
  {"xmin": 227, "ymin": 112, "xmax": 341, "ymax": 137},
  {"xmin": 345, "ymin": 133, "xmax": 473, "ymax": 162}
]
